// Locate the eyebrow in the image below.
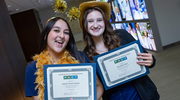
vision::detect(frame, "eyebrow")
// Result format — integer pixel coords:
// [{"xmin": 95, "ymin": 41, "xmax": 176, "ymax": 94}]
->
[
  {"xmin": 52, "ymin": 26, "xmax": 69, "ymax": 31},
  {"xmin": 87, "ymin": 17, "xmax": 103, "ymax": 20},
  {"xmin": 64, "ymin": 29, "xmax": 69, "ymax": 32},
  {"xmin": 52, "ymin": 26, "xmax": 60, "ymax": 29},
  {"xmin": 87, "ymin": 18, "xmax": 93, "ymax": 20}
]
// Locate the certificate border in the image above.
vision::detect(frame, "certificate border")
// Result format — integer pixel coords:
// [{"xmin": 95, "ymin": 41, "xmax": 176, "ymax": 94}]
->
[
  {"xmin": 94, "ymin": 40, "xmax": 149, "ymax": 90},
  {"xmin": 44, "ymin": 63, "xmax": 96, "ymax": 100},
  {"xmin": 101, "ymin": 47, "xmax": 143, "ymax": 83}
]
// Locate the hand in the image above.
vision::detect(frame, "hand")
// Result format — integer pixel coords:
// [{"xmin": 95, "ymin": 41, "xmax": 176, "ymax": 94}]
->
[{"xmin": 136, "ymin": 53, "xmax": 153, "ymax": 67}]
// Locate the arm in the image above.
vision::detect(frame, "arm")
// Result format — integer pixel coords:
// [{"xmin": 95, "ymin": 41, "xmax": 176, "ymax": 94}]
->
[
  {"xmin": 79, "ymin": 51, "xmax": 104, "ymax": 99},
  {"xmin": 96, "ymin": 75, "xmax": 104, "ymax": 100},
  {"xmin": 136, "ymin": 53, "xmax": 155, "ymax": 68},
  {"xmin": 25, "ymin": 61, "xmax": 38, "ymax": 97},
  {"xmin": 32, "ymin": 96, "xmax": 39, "ymax": 100},
  {"xmin": 117, "ymin": 29, "xmax": 156, "ymax": 68}
]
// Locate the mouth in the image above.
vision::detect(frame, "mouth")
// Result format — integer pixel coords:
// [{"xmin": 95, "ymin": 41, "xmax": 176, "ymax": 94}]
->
[
  {"xmin": 92, "ymin": 28, "xmax": 100, "ymax": 32},
  {"xmin": 55, "ymin": 40, "xmax": 63, "ymax": 47}
]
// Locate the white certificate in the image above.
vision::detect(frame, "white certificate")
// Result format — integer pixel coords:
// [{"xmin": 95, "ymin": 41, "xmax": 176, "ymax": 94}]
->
[
  {"xmin": 52, "ymin": 71, "xmax": 89, "ymax": 98},
  {"xmin": 94, "ymin": 40, "xmax": 149, "ymax": 90},
  {"xmin": 43, "ymin": 63, "xmax": 96, "ymax": 100}
]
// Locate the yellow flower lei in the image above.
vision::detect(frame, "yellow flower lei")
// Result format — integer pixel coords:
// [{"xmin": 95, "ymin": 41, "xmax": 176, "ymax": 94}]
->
[{"xmin": 33, "ymin": 49, "xmax": 79, "ymax": 100}]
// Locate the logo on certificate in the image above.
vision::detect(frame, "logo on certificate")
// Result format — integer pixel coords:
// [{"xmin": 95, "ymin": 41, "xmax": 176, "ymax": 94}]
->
[
  {"xmin": 114, "ymin": 56, "xmax": 127, "ymax": 64},
  {"xmin": 63, "ymin": 75, "xmax": 78, "ymax": 79}
]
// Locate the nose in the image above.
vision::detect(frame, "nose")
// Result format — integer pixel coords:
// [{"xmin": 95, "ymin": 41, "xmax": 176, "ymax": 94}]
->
[
  {"xmin": 59, "ymin": 31, "xmax": 64, "ymax": 38},
  {"xmin": 93, "ymin": 21, "xmax": 98, "ymax": 28}
]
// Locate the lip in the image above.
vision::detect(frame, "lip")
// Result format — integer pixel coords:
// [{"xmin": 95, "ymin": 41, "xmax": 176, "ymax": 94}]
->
[
  {"xmin": 55, "ymin": 40, "xmax": 63, "ymax": 47},
  {"xmin": 92, "ymin": 28, "xmax": 100, "ymax": 32}
]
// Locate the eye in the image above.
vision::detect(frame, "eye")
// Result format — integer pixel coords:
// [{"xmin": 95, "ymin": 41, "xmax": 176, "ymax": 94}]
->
[
  {"xmin": 54, "ymin": 29, "xmax": 60, "ymax": 33},
  {"xmin": 97, "ymin": 18, "xmax": 103, "ymax": 22},
  {"xmin": 64, "ymin": 32, "xmax": 69, "ymax": 35},
  {"xmin": 87, "ymin": 19, "xmax": 93, "ymax": 23},
  {"xmin": 64, "ymin": 30, "xmax": 69, "ymax": 35}
]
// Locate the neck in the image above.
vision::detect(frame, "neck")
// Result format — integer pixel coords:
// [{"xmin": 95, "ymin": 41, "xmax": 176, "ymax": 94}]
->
[
  {"xmin": 91, "ymin": 34, "xmax": 104, "ymax": 45},
  {"xmin": 95, "ymin": 42, "xmax": 107, "ymax": 51},
  {"xmin": 47, "ymin": 49, "xmax": 65, "ymax": 64},
  {"xmin": 92, "ymin": 36, "xmax": 108, "ymax": 54}
]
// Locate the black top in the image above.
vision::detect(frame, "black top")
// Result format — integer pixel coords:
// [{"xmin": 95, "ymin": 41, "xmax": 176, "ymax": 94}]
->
[
  {"xmin": 116, "ymin": 29, "xmax": 156, "ymax": 68},
  {"xmin": 101, "ymin": 29, "xmax": 159, "ymax": 100},
  {"xmin": 83, "ymin": 29, "xmax": 159, "ymax": 100}
]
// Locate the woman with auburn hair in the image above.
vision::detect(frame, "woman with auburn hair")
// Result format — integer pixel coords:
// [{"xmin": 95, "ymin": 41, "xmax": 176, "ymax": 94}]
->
[{"xmin": 79, "ymin": 1, "xmax": 159, "ymax": 100}]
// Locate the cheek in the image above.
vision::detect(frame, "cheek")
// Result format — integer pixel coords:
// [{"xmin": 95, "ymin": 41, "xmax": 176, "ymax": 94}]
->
[
  {"xmin": 47, "ymin": 32, "xmax": 56, "ymax": 44},
  {"xmin": 101, "ymin": 24, "xmax": 105, "ymax": 33},
  {"xmin": 48, "ymin": 32, "xmax": 56, "ymax": 38},
  {"xmin": 87, "ymin": 23, "xmax": 92, "ymax": 28},
  {"xmin": 99, "ymin": 21, "xmax": 105, "ymax": 26},
  {"xmin": 87, "ymin": 25, "xmax": 92, "ymax": 32},
  {"xmin": 101, "ymin": 23, "xmax": 105, "ymax": 27},
  {"xmin": 65, "ymin": 35, "xmax": 70, "ymax": 42},
  {"xmin": 47, "ymin": 34, "xmax": 51, "ymax": 42}
]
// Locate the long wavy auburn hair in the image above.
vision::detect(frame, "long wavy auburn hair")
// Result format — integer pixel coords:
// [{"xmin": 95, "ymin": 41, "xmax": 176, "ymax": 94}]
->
[{"xmin": 82, "ymin": 7, "xmax": 121, "ymax": 62}]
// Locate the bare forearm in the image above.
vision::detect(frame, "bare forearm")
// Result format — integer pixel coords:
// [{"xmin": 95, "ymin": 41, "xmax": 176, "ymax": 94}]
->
[
  {"xmin": 96, "ymin": 75, "xmax": 104, "ymax": 100},
  {"xmin": 33, "ymin": 96, "xmax": 39, "ymax": 100}
]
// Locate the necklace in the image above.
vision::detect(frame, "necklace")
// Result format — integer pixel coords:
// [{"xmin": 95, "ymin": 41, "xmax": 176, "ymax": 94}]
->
[{"xmin": 33, "ymin": 49, "xmax": 79, "ymax": 100}]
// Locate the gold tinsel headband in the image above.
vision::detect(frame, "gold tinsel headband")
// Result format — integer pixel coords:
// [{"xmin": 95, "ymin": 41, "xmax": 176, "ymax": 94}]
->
[{"xmin": 45, "ymin": 17, "xmax": 56, "ymax": 25}]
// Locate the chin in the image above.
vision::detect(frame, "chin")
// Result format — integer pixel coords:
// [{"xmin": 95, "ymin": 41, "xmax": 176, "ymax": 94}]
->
[{"xmin": 54, "ymin": 48, "xmax": 64, "ymax": 53}]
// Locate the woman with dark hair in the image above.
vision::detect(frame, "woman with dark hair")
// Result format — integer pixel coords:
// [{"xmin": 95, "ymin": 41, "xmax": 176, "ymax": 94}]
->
[
  {"xmin": 79, "ymin": 1, "xmax": 159, "ymax": 100},
  {"xmin": 25, "ymin": 17, "xmax": 88, "ymax": 100},
  {"xmin": 39, "ymin": 17, "xmax": 85, "ymax": 62}
]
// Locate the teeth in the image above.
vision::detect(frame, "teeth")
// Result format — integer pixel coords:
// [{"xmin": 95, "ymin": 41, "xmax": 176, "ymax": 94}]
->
[
  {"xmin": 56, "ymin": 40, "xmax": 63, "ymax": 44},
  {"xmin": 93, "ymin": 29, "xmax": 99, "ymax": 31},
  {"xmin": 93, "ymin": 27, "xmax": 100, "ymax": 30},
  {"xmin": 58, "ymin": 41, "xmax": 63, "ymax": 43}
]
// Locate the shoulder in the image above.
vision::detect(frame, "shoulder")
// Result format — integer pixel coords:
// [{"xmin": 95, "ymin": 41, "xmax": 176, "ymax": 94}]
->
[
  {"xmin": 115, "ymin": 29, "xmax": 128, "ymax": 35},
  {"xmin": 26, "ymin": 61, "xmax": 37, "ymax": 71},
  {"xmin": 25, "ymin": 61, "xmax": 37, "ymax": 78},
  {"xmin": 115, "ymin": 29, "xmax": 136, "ymax": 45},
  {"xmin": 25, "ymin": 61, "xmax": 37, "ymax": 76},
  {"xmin": 115, "ymin": 29, "xmax": 131, "ymax": 37},
  {"xmin": 79, "ymin": 51, "xmax": 91, "ymax": 63}
]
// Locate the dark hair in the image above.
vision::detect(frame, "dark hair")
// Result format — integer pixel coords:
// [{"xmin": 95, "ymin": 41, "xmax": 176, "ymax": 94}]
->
[
  {"xmin": 82, "ymin": 7, "xmax": 120, "ymax": 62},
  {"xmin": 39, "ymin": 17, "xmax": 86, "ymax": 63}
]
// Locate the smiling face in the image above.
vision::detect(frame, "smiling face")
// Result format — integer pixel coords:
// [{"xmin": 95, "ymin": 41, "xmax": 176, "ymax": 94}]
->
[
  {"xmin": 46, "ymin": 19, "xmax": 70, "ymax": 54},
  {"xmin": 86, "ymin": 10, "xmax": 105, "ymax": 38}
]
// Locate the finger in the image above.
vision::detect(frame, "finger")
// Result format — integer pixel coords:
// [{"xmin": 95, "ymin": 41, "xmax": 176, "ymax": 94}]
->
[
  {"xmin": 137, "ymin": 56, "xmax": 152, "ymax": 60},
  {"xmin": 137, "ymin": 60, "xmax": 152, "ymax": 63},
  {"xmin": 137, "ymin": 53, "xmax": 153, "ymax": 60},
  {"xmin": 137, "ymin": 60, "xmax": 153, "ymax": 66},
  {"xmin": 137, "ymin": 62, "xmax": 152, "ymax": 66},
  {"xmin": 137, "ymin": 53, "xmax": 152, "ymax": 57}
]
